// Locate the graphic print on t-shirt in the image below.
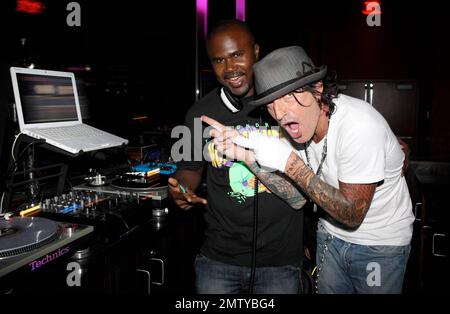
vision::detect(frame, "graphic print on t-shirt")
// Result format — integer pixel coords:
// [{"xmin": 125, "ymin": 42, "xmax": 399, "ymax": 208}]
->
[{"xmin": 206, "ymin": 123, "xmax": 281, "ymax": 204}]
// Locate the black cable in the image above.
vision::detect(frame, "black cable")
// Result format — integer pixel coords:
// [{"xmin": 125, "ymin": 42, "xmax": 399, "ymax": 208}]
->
[
  {"xmin": 16, "ymin": 140, "xmax": 45, "ymax": 161},
  {"xmin": 6, "ymin": 138, "xmax": 45, "ymax": 177},
  {"xmin": 1, "ymin": 138, "xmax": 46, "ymax": 212},
  {"xmin": 248, "ymin": 114, "xmax": 263, "ymax": 294},
  {"xmin": 248, "ymin": 176, "xmax": 259, "ymax": 294}
]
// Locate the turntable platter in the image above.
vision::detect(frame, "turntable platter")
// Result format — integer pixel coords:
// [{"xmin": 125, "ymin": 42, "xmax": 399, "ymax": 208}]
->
[
  {"xmin": 0, "ymin": 217, "xmax": 59, "ymax": 259},
  {"xmin": 111, "ymin": 174, "xmax": 168, "ymax": 192}
]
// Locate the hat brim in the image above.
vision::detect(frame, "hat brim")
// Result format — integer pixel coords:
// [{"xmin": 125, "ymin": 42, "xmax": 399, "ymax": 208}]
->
[{"xmin": 249, "ymin": 66, "xmax": 327, "ymax": 106}]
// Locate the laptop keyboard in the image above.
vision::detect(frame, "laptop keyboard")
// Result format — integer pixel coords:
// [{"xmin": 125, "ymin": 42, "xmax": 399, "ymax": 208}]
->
[{"xmin": 38, "ymin": 125, "xmax": 106, "ymax": 140}]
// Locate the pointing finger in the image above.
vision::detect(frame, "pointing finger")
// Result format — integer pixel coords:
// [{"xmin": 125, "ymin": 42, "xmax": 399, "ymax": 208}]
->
[{"xmin": 201, "ymin": 115, "xmax": 226, "ymax": 132}]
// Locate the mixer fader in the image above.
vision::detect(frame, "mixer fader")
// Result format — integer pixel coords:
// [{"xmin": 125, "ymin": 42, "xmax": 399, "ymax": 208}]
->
[
  {"xmin": 39, "ymin": 189, "xmax": 163, "ymax": 245},
  {"xmin": 41, "ymin": 191, "xmax": 111, "ymax": 218}
]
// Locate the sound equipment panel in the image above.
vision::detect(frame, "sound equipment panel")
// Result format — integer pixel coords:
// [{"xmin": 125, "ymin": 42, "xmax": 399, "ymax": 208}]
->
[{"xmin": 0, "ymin": 160, "xmax": 195, "ymax": 294}]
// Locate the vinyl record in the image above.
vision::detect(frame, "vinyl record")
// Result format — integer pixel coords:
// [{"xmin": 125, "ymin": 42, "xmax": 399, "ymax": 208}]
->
[
  {"xmin": 111, "ymin": 174, "xmax": 168, "ymax": 191},
  {"xmin": 0, "ymin": 217, "xmax": 59, "ymax": 259}
]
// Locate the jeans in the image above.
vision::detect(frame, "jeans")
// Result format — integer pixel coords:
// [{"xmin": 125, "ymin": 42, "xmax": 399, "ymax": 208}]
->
[
  {"xmin": 194, "ymin": 254, "xmax": 300, "ymax": 294},
  {"xmin": 315, "ymin": 224, "xmax": 411, "ymax": 294}
]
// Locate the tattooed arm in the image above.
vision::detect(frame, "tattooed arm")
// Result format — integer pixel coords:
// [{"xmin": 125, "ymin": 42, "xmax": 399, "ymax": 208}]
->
[
  {"xmin": 284, "ymin": 153, "xmax": 376, "ymax": 229},
  {"xmin": 247, "ymin": 162, "xmax": 307, "ymax": 210}
]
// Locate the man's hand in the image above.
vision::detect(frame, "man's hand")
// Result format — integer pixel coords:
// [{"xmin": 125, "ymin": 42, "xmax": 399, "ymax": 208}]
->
[
  {"xmin": 201, "ymin": 115, "xmax": 294, "ymax": 172},
  {"xmin": 232, "ymin": 132, "xmax": 294, "ymax": 172},
  {"xmin": 397, "ymin": 137, "xmax": 410, "ymax": 177},
  {"xmin": 168, "ymin": 177, "xmax": 207, "ymax": 210},
  {"xmin": 200, "ymin": 115, "xmax": 256, "ymax": 164}
]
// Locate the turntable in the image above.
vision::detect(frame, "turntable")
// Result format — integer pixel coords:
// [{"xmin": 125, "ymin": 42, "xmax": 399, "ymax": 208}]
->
[
  {"xmin": 38, "ymin": 171, "xmax": 169, "ymax": 244},
  {"xmin": 0, "ymin": 217, "xmax": 93, "ymax": 278},
  {"xmin": 111, "ymin": 173, "xmax": 168, "ymax": 192},
  {"xmin": 73, "ymin": 171, "xmax": 168, "ymax": 201},
  {"xmin": 0, "ymin": 217, "xmax": 58, "ymax": 259}
]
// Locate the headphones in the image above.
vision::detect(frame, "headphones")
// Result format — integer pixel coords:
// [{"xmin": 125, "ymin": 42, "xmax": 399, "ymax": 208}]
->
[{"xmin": 219, "ymin": 87, "xmax": 243, "ymax": 113}]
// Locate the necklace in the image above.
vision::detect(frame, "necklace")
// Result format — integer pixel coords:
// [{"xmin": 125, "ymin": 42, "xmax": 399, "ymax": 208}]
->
[
  {"xmin": 304, "ymin": 136, "xmax": 328, "ymax": 212},
  {"xmin": 304, "ymin": 136, "xmax": 327, "ymax": 177}
]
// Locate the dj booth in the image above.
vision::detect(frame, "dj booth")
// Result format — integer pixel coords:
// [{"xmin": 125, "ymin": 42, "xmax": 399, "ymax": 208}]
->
[
  {"xmin": 0, "ymin": 66, "xmax": 200, "ymax": 294},
  {"xmin": 1, "ymin": 161, "xmax": 199, "ymax": 294}
]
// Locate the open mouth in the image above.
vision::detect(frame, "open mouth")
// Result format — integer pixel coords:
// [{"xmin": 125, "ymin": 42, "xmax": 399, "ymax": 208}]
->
[
  {"xmin": 225, "ymin": 74, "xmax": 245, "ymax": 88},
  {"xmin": 283, "ymin": 122, "xmax": 301, "ymax": 138}
]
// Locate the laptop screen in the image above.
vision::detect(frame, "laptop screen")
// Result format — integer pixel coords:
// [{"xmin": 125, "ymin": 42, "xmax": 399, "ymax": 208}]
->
[{"xmin": 16, "ymin": 73, "xmax": 79, "ymax": 124}]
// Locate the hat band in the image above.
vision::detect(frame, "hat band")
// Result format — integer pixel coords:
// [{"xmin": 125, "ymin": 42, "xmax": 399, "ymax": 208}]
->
[{"xmin": 255, "ymin": 74, "xmax": 310, "ymax": 102}]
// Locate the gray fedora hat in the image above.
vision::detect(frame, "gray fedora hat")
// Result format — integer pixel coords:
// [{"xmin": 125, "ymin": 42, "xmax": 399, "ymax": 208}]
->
[{"xmin": 249, "ymin": 46, "xmax": 327, "ymax": 106}]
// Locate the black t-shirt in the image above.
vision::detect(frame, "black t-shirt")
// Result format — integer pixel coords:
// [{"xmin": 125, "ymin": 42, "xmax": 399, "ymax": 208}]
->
[{"xmin": 177, "ymin": 88, "xmax": 303, "ymax": 267}]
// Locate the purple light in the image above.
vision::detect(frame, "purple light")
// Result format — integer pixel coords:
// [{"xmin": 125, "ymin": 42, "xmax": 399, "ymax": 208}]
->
[
  {"xmin": 196, "ymin": 0, "xmax": 208, "ymax": 38},
  {"xmin": 236, "ymin": 0, "xmax": 246, "ymax": 21}
]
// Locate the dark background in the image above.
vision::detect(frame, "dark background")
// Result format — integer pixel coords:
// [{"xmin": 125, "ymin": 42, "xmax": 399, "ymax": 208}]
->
[
  {"xmin": 0, "ymin": 0, "xmax": 449, "ymax": 295},
  {"xmin": 0, "ymin": 0, "xmax": 449, "ymax": 165}
]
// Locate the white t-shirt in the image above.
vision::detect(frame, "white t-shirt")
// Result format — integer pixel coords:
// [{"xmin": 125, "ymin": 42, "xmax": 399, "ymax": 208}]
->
[{"xmin": 298, "ymin": 94, "xmax": 414, "ymax": 246}]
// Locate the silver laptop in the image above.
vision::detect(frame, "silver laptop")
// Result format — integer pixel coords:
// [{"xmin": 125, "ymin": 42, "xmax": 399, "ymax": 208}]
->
[{"xmin": 10, "ymin": 67, "xmax": 128, "ymax": 154}]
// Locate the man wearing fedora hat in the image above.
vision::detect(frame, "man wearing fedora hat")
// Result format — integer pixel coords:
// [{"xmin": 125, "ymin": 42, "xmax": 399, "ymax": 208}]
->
[
  {"xmin": 202, "ymin": 45, "xmax": 414, "ymax": 294},
  {"xmin": 169, "ymin": 22, "xmax": 309, "ymax": 294}
]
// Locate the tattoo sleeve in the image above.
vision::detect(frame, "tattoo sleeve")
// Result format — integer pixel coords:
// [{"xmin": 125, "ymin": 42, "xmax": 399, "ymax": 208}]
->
[
  {"xmin": 284, "ymin": 152, "xmax": 376, "ymax": 229},
  {"xmin": 247, "ymin": 162, "xmax": 307, "ymax": 209}
]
